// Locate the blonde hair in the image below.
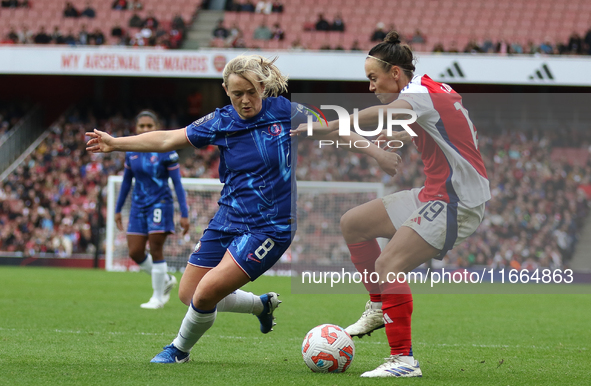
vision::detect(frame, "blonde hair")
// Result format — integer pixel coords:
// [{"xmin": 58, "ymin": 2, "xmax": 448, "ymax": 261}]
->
[{"xmin": 222, "ymin": 55, "xmax": 288, "ymax": 98}]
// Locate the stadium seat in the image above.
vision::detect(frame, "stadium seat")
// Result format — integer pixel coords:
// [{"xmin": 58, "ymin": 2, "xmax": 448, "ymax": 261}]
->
[{"xmin": 224, "ymin": 12, "xmax": 238, "ymax": 24}]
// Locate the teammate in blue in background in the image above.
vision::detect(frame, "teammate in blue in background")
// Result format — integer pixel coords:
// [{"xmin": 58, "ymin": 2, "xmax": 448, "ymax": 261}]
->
[
  {"xmin": 115, "ymin": 110, "xmax": 190, "ymax": 309},
  {"xmin": 87, "ymin": 55, "xmax": 400, "ymax": 364}
]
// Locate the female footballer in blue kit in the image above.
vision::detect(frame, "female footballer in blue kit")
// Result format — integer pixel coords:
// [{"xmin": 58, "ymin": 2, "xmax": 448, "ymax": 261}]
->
[
  {"xmin": 87, "ymin": 55, "xmax": 400, "ymax": 363},
  {"xmin": 115, "ymin": 110, "xmax": 190, "ymax": 309}
]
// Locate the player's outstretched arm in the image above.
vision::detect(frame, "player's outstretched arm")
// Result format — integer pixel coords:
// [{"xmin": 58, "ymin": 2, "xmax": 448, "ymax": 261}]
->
[
  {"xmin": 375, "ymin": 130, "xmax": 413, "ymax": 145},
  {"xmin": 86, "ymin": 128, "xmax": 190, "ymax": 153},
  {"xmin": 290, "ymin": 119, "xmax": 339, "ymax": 138}
]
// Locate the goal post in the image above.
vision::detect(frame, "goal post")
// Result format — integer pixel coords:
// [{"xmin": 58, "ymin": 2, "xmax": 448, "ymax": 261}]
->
[{"xmin": 105, "ymin": 175, "xmax": 384, "ymax": 272}]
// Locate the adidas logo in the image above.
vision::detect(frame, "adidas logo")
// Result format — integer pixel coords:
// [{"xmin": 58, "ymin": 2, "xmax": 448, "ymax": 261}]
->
[
  {"xmin": 528, "ymin": 63, "xmax": 554, "ymax": 81},
  {"xmin": 409, "ymin": 216, "xmax": 421, "ymax": 225},
  {"xmin": 439, "ymin": 62, "xmax": 465, "ymax": 79}
]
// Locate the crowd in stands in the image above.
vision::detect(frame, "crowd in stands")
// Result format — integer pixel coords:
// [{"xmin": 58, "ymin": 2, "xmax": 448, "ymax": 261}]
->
[
  {"xmin": 0, "ymin": 102, "xmax": 29, "ymax": 145},
  {"xmin": 3, "ymin": 0, "xmax": 591, "ymax": 55},
  {"xmin": 446, "ymin": 129, "xmax": 589, "ymax": 269},
  {"xmin": 0, "ymin": 107, "xmax": 589, "ymax": 272},
  {"xmin": 0, "ymin": 116, "xmax": 107, "ymax": 256},
  {"xmin": 224, "ymin": 0, "xmax": 284, "ymax": 14},
  {"xmin": 432, "ymin": 31, "xmax": 591, "ymax": 55},
  {"xmin": 212, "ymin": 19, "xmax": 284, "ymax": 47},
  {"xmin": 305, "ymin": 13, "xmax": 345, "ymax": 32},
  {"xmin": 4, "ymin": 24, "xmax": 109, "ymax": 46},
  {"xmin": 1, "ymin": 1, "xmax": 187, "ymax": 49},
  {"xmin": 1, "ymin": 0, "xmax": 29, "ymax": 8},
  {"xmin": 209, "ymin": 7, "xmax": 591, "ymax": 54},
  {"xmin": 287, "ymin": 23, "xmax": 591, "ymax": 54}
]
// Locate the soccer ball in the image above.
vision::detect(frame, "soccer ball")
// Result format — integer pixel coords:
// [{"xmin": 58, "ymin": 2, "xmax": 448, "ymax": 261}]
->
[{"xmin": 301, "ymin": 324, "xmax": 355, "ymax": 373}]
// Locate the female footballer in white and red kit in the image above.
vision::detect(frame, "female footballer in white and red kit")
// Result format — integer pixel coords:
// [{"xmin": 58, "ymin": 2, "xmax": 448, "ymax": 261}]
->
[{"xmin": 293, "ymin": 31, "xmax": 490, "ymax": 377}]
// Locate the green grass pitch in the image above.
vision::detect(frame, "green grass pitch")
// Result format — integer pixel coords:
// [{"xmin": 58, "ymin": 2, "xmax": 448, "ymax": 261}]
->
[{"xmin": 0, "ymin": 267, "xmax": 590, "ymax": 385}]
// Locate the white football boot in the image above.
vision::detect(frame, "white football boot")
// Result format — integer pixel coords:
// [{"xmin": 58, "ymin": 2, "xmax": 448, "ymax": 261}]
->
[
  {"xmin": 360, "ymin": 355, "xmax": 422, "ymax": 378},
  {"xmin": 345, "ymin": 300, "xmax": 385, "ymax": 338},
  {"xmin": 141, "ymin": 297, "xmax": 165, "ymax": 309},
  {"xmin": 161, "ymin": 274, "xmax": 178, "ymax": 304}
]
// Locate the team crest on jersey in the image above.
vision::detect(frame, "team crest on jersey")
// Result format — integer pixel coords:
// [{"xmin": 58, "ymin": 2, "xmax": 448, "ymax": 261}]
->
[
  {"xmin": 193, "ymin": 241, "xmax": 201, "ymax": 253},
  {"xmin": 150, "ymin": 155, "xmax": 158, "ymax": 164},
  {"xmin": 169, "ymin": 152, "xmax": 179, "ymax": 162},
  {"xmin": 192, "ymin": 112, "xmax": 215, "ymax": 127},
  {"xmin": 268, "ymin": 123, "xmax": 282, "ymax": 136}
]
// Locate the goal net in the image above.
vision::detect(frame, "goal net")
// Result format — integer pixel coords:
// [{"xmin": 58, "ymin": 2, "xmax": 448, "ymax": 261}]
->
[{"xmin": 106, "ymin": 176, "xmax": 384, "ymax": 273}]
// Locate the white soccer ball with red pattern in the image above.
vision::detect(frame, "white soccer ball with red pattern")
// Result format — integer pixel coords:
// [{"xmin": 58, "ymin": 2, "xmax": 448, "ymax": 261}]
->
[{"xmin": 301, "ymin": 324, "xmax": 355, "ymax": 373}]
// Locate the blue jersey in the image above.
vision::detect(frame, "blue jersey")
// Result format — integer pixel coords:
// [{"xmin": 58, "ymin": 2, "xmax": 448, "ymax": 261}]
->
[
  {"xmin": 185, "ymin": 96, "xmax": 308, "ymax": 233},
  {"xmin": 124, "ymin": 151, "xmax": 180, "ymax": 210}
]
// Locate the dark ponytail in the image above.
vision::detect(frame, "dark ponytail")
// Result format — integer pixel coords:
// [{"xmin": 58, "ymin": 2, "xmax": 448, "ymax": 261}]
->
[
  {"xmin": 368, "ymin": 31, "xmax": 415, "ymax": 78},
  {"xmin": 135, "ymin": 109, "xmax": 160, "ymax": 127}
]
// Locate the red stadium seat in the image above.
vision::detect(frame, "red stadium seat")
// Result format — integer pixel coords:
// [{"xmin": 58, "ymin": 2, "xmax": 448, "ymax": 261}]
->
[
  {"xmin": 224, "ymin": 12, "xmax": 238, "ymax": 24},
  {"xmin": 265, "ymin": 39, "xmax": 282, "ymax": 50}
]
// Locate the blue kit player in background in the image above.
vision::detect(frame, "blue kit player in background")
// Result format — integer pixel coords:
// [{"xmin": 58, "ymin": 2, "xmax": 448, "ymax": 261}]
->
[
  {"xmin": 115, "ymin": 110, "xmax": 190, "ymax": 309},
  {"xmin": 87, "ymin": 54, "xmax": 399, "ymax": 364}
]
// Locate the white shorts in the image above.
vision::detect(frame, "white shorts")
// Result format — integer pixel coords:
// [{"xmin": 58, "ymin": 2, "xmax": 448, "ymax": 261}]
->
[{"xmin": 382, "ymin": 187, "xmax": 485, "ymax": 260}]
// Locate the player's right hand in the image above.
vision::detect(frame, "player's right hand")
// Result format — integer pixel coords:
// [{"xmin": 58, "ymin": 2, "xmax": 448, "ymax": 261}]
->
[
  {"xmin": 115, "ymin": 212, "xmax": 124, "ymax": 231},
  {"xmin": 376, "ymin": 150, "xmax": 401, "ymax": 177},
  {"xmin": 180, "ymin": 217, "xmax": 190, "ymax": 236},
  {"xmin": 86, "ymin": 129, "xmax": 115, "ymax": 153}
]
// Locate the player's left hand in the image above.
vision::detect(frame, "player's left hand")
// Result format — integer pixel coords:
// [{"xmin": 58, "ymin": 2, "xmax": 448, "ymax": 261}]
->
[
  {"xmin": 376, "ymin": 150, "xmax": 402, "ymax": 177},
  {"xmin": 180, "ymin": 217, "xmax": 190, "ymax": 236}
]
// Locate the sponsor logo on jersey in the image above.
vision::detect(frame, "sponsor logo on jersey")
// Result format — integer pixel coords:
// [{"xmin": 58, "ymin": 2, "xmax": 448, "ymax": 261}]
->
[
  {"xmin": 409, "ymin": 216, "xmax": 422, "ymax": 225},
  {"xmin": 268, "ymin": 123, "xmax": 282, "ymax": 136},
  {"xmin": 150, "ymin": 155, "xmax": 158, "ymax": 163},
  {"xmin": 193, "ymin": 241, "xmax": 201, "ymax": 253},
  {"xmin": 130, "ymin": 155, "xmax": 139, "ymax": 160},
  {"xmin": 192, "ymin": 112, "xmax": 215, "ymax": 127}
]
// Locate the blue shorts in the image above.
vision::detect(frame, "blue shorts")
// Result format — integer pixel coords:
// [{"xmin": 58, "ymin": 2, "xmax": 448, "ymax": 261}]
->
[
  {"xmin": 127, "ymin": 202, "xmax": 175, "ymax": 235},
  {"xmin": 188, "ymin": 229, "xmax": 293, "ymax": 280}
]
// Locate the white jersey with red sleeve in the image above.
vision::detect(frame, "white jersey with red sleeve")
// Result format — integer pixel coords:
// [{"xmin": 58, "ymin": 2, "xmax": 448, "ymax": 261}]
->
[{"xmin": 397, "ymin": 74, "xmax": 491, "ymax": 208}]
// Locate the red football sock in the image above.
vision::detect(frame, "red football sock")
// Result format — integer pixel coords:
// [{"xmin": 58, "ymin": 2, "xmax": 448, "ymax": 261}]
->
[
  {"xmin": 348, "ymin": 240, "xmax": 381, "ymax": 301},
  {"xmin": 381, "ymin": 280, "xmax": 413, "ymax": 356},
  {"xmin": 369, "ymin": 293, "xmax": 382, "ymax": 303}
]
